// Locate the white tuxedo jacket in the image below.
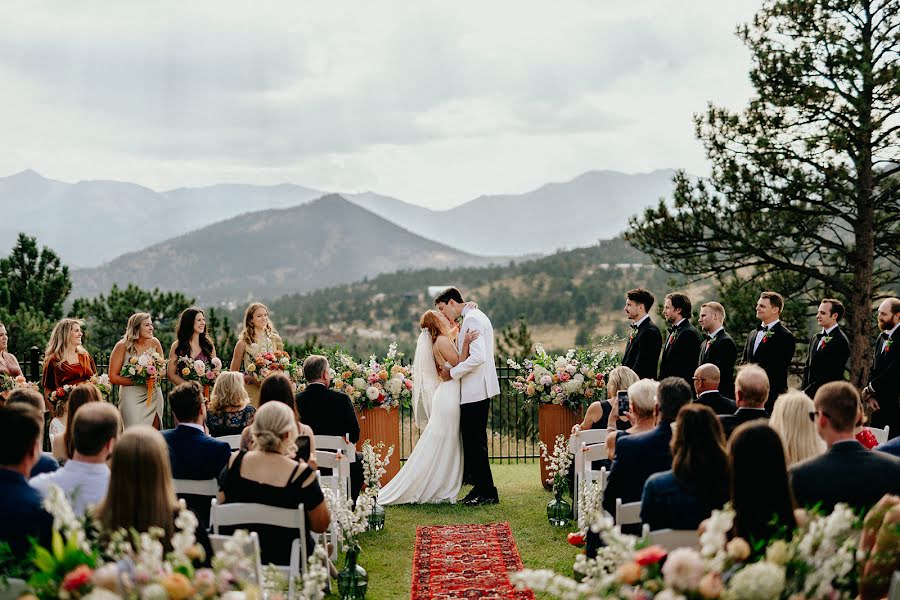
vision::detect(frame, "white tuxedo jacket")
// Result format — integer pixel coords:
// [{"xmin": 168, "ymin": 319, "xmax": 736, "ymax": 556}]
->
[{"xmin": 450, "ymin": 306, "xmax": 501, "ymax": 404}]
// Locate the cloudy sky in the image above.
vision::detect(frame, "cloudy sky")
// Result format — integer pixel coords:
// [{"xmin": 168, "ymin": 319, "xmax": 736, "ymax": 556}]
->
[{"xmin": 0, "ymin": 1, "xmax": 762, "ymax": 209}]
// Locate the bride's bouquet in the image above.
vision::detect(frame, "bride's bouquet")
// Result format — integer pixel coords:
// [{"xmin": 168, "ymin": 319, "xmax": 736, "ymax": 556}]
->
[
  {"xmin": 334, "ymin": 342, "xmax": 413, "ymax": 410},
  {"xmin": 245, "ymin": 347, "xmax": 301, "ymax": 382},
  {"xmin": 121, "ymin": 348, "xmax": 167, "ymax": 403}
]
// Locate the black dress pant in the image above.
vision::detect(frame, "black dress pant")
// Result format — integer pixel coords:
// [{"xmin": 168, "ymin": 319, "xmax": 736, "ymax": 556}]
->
[{"xmin": 460, "ymin": 398, "xmax": 497, "ymax": 498}]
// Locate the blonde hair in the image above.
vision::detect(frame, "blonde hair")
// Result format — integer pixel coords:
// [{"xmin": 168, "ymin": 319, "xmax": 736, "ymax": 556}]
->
[
  {"xmin": 95, "ymin": 426, "xmax": 179, "ymax": 544},
  {"xmin": 627, "ymin": 379, "xmax": 659, "ymax": 419},
  {"xmin": 769, "ymin": 390, "xmax": 825, "ymax": 466},
  {"xmin": 240, "ymin": 303, "xmax": 277, "ymax": 346},
  {"xmin": 251, "ymin": 401, "xmax": 298, "ymax": 455},
  {"xmin": 607, "ymin": 366, "xmax": 639, "ymax": 398},
  {"xmin": 44, "ymin": 318, "xmax": 86, "ymax": 364},
  {"xmin": 701, "ymin": 301, "xmax": 726, "ymax": 322},
  {"xmin": 121, "ymin": 313, "xmax": 152, "ymax": 356},
  {"xmin": 209, "ymin": 371, "xmax": 250, "ymax": 411}
]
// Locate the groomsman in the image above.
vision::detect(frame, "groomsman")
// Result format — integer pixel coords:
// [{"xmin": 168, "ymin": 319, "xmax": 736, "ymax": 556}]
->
[
  {"xmin": 801, "ymin": 298, "xmax": 850, "ymax": 399},
  {"xmin": 863, "ymin": 298, "xmax": 900, "ymax": 438},
  {"xmin": 741, "ymin": 291, "xmax": 796, "ymax": 412},
  {"xmin": 622, "ymin": 288, "xmax": 662, "ymax": 380},
  {"xmin": 697, "ymin": 301, "xmax": 738, "ymax": 399},
  {"xmin": 658, "ymin": 292, "xmax": 703, "ymax": 388}
]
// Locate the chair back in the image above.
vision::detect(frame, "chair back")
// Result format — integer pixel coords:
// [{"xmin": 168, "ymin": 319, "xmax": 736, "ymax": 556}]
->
[
  {"xmin": 641, "ymin": 525, "xmax": 699, "ymax": 549},
  {"xmin": 314, "ymin": 434, "xmax": 356, "ymax": 462},
  {"xmin": 217, "ymin": 434, "xmax": 243, "ymax": 450},
  {"xmin": 870, "ymin": 425, "xmax": 890, "ymax": 445},
  {"xmin": 209, "ymin": 499, "xmax": 308, "ymax": 571},
  {"xmin": 173, "ymin": 478, "xmax": 218, "ymax": 496},
  {"xmin": 615, "ymin": 498, "xmax": 642, "ymax": 527},
  {"xmin": 208, "ymin": 531, "xmax": 264, "ymax": 587},
  {"xmin": 568, "ymin": 428, "xmax": 607, "ymax": 453},
  {"xmin": 573, "ymin": 440, "xmax": 607, "ymax": 523}
]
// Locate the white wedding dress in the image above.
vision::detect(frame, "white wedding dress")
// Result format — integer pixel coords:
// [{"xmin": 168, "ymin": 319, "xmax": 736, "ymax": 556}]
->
[{"xmin": 378, "ymin": 332, "xmax": 464, "ymax": 505}]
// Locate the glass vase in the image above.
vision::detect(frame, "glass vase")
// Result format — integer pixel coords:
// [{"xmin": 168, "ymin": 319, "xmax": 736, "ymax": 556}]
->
[
  {"xmin": 367, "ymin": 501, "xmax": 385, "ymax": 531},
  {"xmin": 337, "ymin": 545, "xmax": 368, "ymax": 599},
  {"xmin": 547, "ymin": 490, "xmax": 572, "ymax": 527}
]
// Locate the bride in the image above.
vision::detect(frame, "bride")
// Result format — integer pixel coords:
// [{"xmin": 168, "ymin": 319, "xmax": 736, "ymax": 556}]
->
[{"xmin": 378, "ymin": 309, "xmax": 478, "ymax": 505}]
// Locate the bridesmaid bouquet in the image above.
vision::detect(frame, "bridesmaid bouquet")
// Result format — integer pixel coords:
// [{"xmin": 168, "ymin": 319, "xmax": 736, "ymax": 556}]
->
[
  {"xmin": 89, "ymin": 373, "xmax": 112, "ymax": 399},
  {"xmin": 334, "ymin": 343, "xmax": 413, "ymax": 411},
  {"xmin": 0, "ymin": 373, "xmax": 40, "ymax": 394},
  {"xmin": 49, "ymin": 383, "xmax": 75, "ymax": 405},
  {"xmin": 246, "ymin": 347, "xmax": 301, "ymax": 382},
  {"xmin": 177, "ymin": 355, "xmax": 224, "ymax": 385},
  {"xmin": 121, "ymin": 349, "xmax": 167, "ymax": 404}
]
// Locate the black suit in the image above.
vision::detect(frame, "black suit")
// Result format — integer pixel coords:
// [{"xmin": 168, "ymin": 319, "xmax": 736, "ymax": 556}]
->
[
  {"xmin": 868, "ymin": 328, "xmax": 900, "ymax": 438},
  {"xmin": 695, "ymin": 390, "xmax": 736, "ymax": 415},
  {"xmin": 718, "ymin": 407, "xmax": 768, "ymax": 440},
  {"xmin": 622, "ymin": 317, "xmax": 663, "ymax": 380},
  {"xmin": 699, "ymin": 329, "xmax": 738, "ymax": 399},
  {"xmin": 742, "ymin": 321, "xmax": 796, "ymax": 412},
  {"xmin": 658, "ymin": 320, "xmax": 703, "ymax": 388},
  {"xmin": 791, "ymin": 440, "xmax": 900, "ymax": 513},
  {"xmin": 296, "ymin": 383, "xmax": 363, "ymax": 500},
  {"xmin": 801, "ymin": 326, "xmax": 850, "ymax": 399}
]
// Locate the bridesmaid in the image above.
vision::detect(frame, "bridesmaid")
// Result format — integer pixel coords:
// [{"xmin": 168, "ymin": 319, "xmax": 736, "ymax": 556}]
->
[
  {"xmin": 41, "ymin": 318, "xmax": 97, "ymax": 414},
  {"xmin": 109, "ymin": 312, "xmax": 165, "ymax": 429},
  {"xmin": 230, "ymin": 303, "xmax": 283, "ymax": 408},
  {"xmin": 167, "ymin": 307, "xmax": 217, "ymax": 389},
  {"xmin": 0, "ymin": 322, "xmax": 23, "ymax": 401}
]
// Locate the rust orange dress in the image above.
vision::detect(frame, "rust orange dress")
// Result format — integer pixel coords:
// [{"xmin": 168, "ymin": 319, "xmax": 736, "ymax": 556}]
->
[{"xmin": 41, "ymin": 352, "xmax": 97, "ymax": 396}]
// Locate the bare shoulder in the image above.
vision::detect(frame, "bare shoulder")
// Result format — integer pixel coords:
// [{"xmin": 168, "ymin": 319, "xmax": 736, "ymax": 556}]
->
[{"xmin": 435, "ymin": 336, "xmax": 455, "ymax": 351}]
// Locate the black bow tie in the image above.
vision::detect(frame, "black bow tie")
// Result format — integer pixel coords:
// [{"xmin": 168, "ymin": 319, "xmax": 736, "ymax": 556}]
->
[
  {"xmin": 704, "ymin": 334, "xmax": 714, "ymax": 341},
  {"xmin": 881, "ymin": 331, "xmax": 891, "ymax": 340},
  {"xmin": 815, "ymin": 331, "xmax": 825, "ymax": 338},
  {"xmin": 630, "ymin": 323, "xmax": 639, "ymax": 331}
]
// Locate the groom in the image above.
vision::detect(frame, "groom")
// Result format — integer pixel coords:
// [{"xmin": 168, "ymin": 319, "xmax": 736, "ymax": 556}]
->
[{"xmin": 436, "ymin": 287, "xmax": 501, "ymax": 506}]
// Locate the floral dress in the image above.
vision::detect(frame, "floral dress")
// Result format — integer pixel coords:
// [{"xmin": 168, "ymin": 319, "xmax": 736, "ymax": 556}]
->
[
  {"xmin": 207, "ymin": 405, "xmax": 256, "ymax": 437},
  {"xmin": 242, "ymin": 334, "xmax": 276, "ymax": 408}
]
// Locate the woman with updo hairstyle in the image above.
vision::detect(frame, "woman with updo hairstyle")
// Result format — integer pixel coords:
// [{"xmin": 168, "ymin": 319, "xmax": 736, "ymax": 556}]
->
[
  {"xmin": 218, "ymin": 401, "xmax": 330, "ymax": 565},
  {"xmin": 42, "ymin": 318, "xmax": 97, "ymax": 414},
  {"xmin": 574, "ymin": 365, "xmax": 639, "ymax": 434},
  {"xmin": 206, "ymin": 371, "xmax": 256, "ymax": 437},
  {"xmin": 167, "ymin": 307, "xmax": 217, "ymax": 387},
  {"xmin": 229, "ymin": 303, "xmax": 283, "ymax": 408},
  {"xmin": 108, "ymin": 312, "xmax": 165, "ymax": 429}
]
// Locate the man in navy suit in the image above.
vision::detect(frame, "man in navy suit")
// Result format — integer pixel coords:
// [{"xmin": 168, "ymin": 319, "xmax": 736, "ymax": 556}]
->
[
  {"xmin": 162, "ymin": 382, "xmax": 231, "ymax": 526},
  {"xmin": 719, "ymin": 365, "xmax": 770, "ymax": 440},
  {"xmin": 741, "ymin": 291, "xmax": 796, "ymax": 412},
  {"xmin": 801, "ymin": 298, "xmax": 850, "ymax": 399},
  {"xmin": 658, "ymin": 292, "xmax": 703, "ymax": 389},
  {"xmin": 697, "ymin": 301, "xmax": 738, "ymax": 399},
  {"xmin": 621, "ymin": 288, "xmax": 663, "ymax": 380}
]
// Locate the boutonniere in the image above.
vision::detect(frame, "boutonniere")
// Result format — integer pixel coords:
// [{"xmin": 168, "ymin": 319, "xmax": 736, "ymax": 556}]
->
[
  {"xmin": 761, "ymin": 329, "xmax": 775, "ymax": 344},
  {"xmin": 667, "ymin": 330, "xmax": 678, "ymax": 346},
  {"xmin": 885, "ymin": 339, "xmax": 894, "ymax": 353},
  {"xmin": 821, "ymin": 335, "xmax": 833, "ymax": 346},
  {"xmin": 705, "ymin": 338, "xmax": 714, "ymax": 351},
  {"xmin": 629, "ymin": 325, "xmax": 638, "ymax": 341}
]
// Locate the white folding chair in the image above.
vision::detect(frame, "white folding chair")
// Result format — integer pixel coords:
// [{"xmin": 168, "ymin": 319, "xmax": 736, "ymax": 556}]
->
[
  {"xmin": 313, "ymin": 456, "xmax": 344, "ymax": 562},
  {"xmin": 568, "ymin": 428, "xmax": 608, "ymax": 453},
  {"xmin": 209, "ymin": 499, "xmax": 306, "ymax": 599},
  {"xmin": 870, "ymin": 425, "xmax": 890, "ymax": 445},
  {"xmin": 173, "ymin": 478, "xmax": 218, "ymax": 496},
  {"xmin": 641, "ymin": 524, "xmax": 699, "ymax": 550},
  {"xmin": 208, "ymin": 531, "xmax": 264, "ymax": 588},
  {"xmin": 615, "ymin": 498, "xmax": 642, "ymax": 529},
  {"xmin": 573, "ymin": 441, "xmax": 606, "ymax": 523},
  {"xmin": 217, "ymin": 434, "xmax": 243, "ymax": 450}
]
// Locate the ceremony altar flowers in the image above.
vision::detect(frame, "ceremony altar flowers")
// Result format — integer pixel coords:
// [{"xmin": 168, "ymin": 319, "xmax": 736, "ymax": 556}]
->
[{"xmin": 334, "ymin": 343, "xmax": 412, "ymax": 411}]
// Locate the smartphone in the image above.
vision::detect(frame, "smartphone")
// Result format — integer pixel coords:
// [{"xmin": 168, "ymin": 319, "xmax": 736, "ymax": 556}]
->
[{"xmin": 617, "ymin": 390, "xmax": 629, "ymax": 415}]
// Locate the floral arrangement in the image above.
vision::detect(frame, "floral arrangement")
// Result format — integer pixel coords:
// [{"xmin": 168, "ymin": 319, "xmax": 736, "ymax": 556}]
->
[
  {"xmin": 245, "ymin": 346, "xmax": 301, "ymax": 383},
  {"xmin": 323, "ymin": 487, "xmax": 376, "ymax": 555},
  {"xmin": 360, "ymin": 440, "xmax": 394, "ymax": 496},
  {"xmin": 538, "ymin": 434, "xmax": 572, "ymax": 498},
  {"xmin": 508, "ymin": 339, "xmax": 620, "ymax": 410},
  {"xmin": 89, "ymin": 374, "xmax": 112, "ymax": 400},
  {"xmin": 333, "ymin": 343, "xmax": 413, "ymax": 410},
  {"xmin": 0, "ymin": 373, "xmax": 41, "ymax": 394},
  {"xmin": 176, "ymin": 356, "xmax": 224, "ymax": 386}
]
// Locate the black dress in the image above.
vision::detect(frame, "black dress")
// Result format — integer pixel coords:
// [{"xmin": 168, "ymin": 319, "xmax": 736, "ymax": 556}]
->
[{"xmin": 218, "ymin": 451, "xmax": 325, "ymax": 565}]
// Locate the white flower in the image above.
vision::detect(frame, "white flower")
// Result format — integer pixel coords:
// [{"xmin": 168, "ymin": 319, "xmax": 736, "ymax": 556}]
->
[
  {"xmin": 353, "ymin": 377, "xmax": 367, "ymax": 391},
  {"xmin": 193, "ymin": 359, "xmax": 206, "ymax": 374},
  {"xmin": 366, "ymin": 386, "xmax": 380, "ymax": 401},
  {"xmin": 211, "ymin": 357, "xmax": 223, "ymax": 369},
  {"xmin": 137, "ymin": 353, "xmax": 150, "ymax": 367},
  {"xmin": 385, "ymin": 378, "xmax": 402, "ymax": 397},
  {"xmin": 655, "ymin": 591, "xmax": 686, "ymax": 600},
  {"xmin": 726, "ymin": 561, "xmax": 785, "ymax": 600},
  {"xmin": 662, "ymin": 547, "xmax": 705, "ymax": 592},
  {"xmin": 565, "ymin": 364, "xmax": 578, "ymax": 375},
  {"xmin": 83, "ymin": 589, "xmax": 123, "ymax": 600}
]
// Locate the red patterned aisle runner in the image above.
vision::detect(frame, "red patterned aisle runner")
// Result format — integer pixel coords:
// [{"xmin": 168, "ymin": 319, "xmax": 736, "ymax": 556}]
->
[{"xmin": 410, "ymin": 522, "xmax": 536, "ymax": 600}]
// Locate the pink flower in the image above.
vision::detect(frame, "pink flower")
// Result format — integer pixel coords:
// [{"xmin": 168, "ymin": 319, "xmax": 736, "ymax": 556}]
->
[
  {"xmin": 147, "ymin": 365, "xmax": 157, "ymax": 376},
  {"xmin": 559, "ymin": 372, "xmax": 571, "ymax": 382},
  {"xmin": 634, "ymin": 545, "xmax": 667, "ymax": 566},
  {"xmin": 539, "ymin": 374, "xmax": 553, "ymax": 386},
  {"xmin": 62, "ymin": 565, "xmax": 93, "ymax": 592},
  {"xmin": 404, "ymin": 379, "xmax": 413, "ymax": 390}
]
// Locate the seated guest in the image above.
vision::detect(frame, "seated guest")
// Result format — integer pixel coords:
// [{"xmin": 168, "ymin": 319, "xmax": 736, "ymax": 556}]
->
[
  {"xmin": 642, "ymin": 404, "xmax": 729, "ymax": 531},
  {"xmin": 296, "ymin": 356, "xmax": 363, "ymax": 500},
  {"xmin": 605, "ymin": 379, "xmax": 658, "ymax": 461},
  {"xmin": 242, "ymin": 373, "xmax": 318, "ymax": 467},
  {"xmin": 162, "ymin": 382, "xmax": 231, "ymax": 528},
  {"xmin": 52, "ymin": 384, "xmax": 102, "ymax": 462},
  {"xmin": 95, "ymin": 426, "xmax": 212, "ymax": 563},
  {"xmin": 0, "ymin": 405, "xmax": 53, "ymax": 557},
  {"xmin": 206, "ymin": 372, "xmax": 256, "ymax": 437},
  {"xmin": 768, "ymin": 390, "xmax": 825, "ymax": 466},
  {"xmin": 30, "ymin": 402, "xmax": 120, "ymax": 516},
  {"xmin": 219, "ymin": 401, "xmax": 330, "ymax": 565},
  {"xmin": 877, "ymin": 435, "xmax": 900, "ymax": 458},
  {"xmin": 791, "ymin": 382, "xmax": 900, "ymax": 513},
  {"xmin": 854, "ymin": 397, "xmax": 879, "ymax": 449},
  {"xmin": 727, "ymin": 421, "xmax": 797, "ymax": 548},
  {"xmin": 692, "ymin": 364, "xmax": 736, "ymax": 415},
  {"xmin": 6, "ymin": 388, "xmax": 59, "ymax": 477},
  {"xmin": 719, "ymin": 365, "xmax": 770, "ymax": 440},
  {"xmin": 574, "ymin": 366, "xmax": 639, "ymax": 434}
]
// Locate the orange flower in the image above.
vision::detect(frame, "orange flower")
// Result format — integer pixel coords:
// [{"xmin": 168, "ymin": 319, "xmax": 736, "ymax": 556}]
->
[
  {"xmin": 616, "ymin": 561, "xmax": 642, "ymax": 585},
  {"xmin": 378, "ymin": 370, "xmax": 389, "ymax": 381},
  {"xmin": 160, "ymin": 572, "xmax": 195, "ymax": 600},
  {"xmin": 61, "ymin": 565, "xmax": 93, "ymax": 592}
]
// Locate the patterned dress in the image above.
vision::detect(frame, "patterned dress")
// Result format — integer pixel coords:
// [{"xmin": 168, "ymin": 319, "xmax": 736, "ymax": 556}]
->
[{"xmin": 207, "ymin": 405, "xmax": 256, "ymax": 437}]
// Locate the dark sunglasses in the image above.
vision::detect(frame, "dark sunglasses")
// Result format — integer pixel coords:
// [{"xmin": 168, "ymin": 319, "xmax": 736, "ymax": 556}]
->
[{"xmin": 808, "ymin": 410, "xmax": 830, "ymax": 422}]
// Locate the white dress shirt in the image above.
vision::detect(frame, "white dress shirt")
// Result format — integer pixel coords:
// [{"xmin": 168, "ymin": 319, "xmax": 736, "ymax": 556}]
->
[
  {"xmin": 753, "ymin": 319, "xmax": 780, "ymax": 353},
  {"xmin": 30, "ymin": 460, "xmax": 111, "ymax": 516}
]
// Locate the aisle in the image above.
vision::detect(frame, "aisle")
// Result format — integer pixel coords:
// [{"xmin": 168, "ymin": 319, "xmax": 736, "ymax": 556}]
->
[{"xmin": 410, "ymin": 522, "xmax": 535, "ymax": 599}]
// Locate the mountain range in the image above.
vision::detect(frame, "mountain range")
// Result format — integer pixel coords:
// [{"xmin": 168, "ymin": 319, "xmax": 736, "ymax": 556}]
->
[{"xmin": 2, "ymin": 168, "xmax": 677, "ymax": 267}]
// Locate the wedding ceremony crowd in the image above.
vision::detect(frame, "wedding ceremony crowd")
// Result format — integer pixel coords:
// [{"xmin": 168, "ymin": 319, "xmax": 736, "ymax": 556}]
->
[{"xmin": 0, "ymin": 287, "xmax": 899, "ymax": 597}]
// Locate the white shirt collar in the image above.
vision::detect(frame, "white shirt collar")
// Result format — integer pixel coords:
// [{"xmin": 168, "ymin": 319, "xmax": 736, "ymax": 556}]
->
[
  {"xmin": 707, "ymin": 326, "xmax": 724, "ymax": 338},
  {"xmin": 179, "ymin": 422, "xmax": 205, "ymax": 433},
  {"xmin": 308, "ymin": 381, "xmax": 327, "ymax": 387},
  {"xmin": 632, "ymin": 314, "xmax": 650, "ymax": 327},
  {"xmin": 672, "ymin": 318, "xmax": 686, "ymax": 328},
  {"xmin": 761, "ymin": 319, "xmax": 780, "ymax": 329},
  {"xmin": 885, "ymin": 323, "xmax": 900, "ymax": 338},
  {"xmin": 823, "ymin": 324, "xmax": 839, "ymax": 335},
  {"xmin": 698, "ymin": 389, "xmax": 718, "ymax": 397}
]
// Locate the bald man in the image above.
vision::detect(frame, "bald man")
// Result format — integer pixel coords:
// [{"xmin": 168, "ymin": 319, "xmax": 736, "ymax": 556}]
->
[
  {"xmin": 718, "ymin": 365, "xmax": 770, "ymax": 439},
  {"xmin": 693, "ymin": 364, "xmax": 736, "ymax": 415}
]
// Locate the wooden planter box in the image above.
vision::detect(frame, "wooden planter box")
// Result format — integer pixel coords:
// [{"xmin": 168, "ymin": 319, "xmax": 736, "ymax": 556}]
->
[
  {"xmin": 538, "ymin": 403, "xmax": 582, "ymax": 490},
  {"xmin": 355, "ymin": 406, "xmax": 401, "ymax": 487}
]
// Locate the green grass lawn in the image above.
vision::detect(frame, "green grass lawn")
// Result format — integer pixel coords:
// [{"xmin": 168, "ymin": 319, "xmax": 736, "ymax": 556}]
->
[{"xmin": 328, "ymin": 462, "xmax": 580, "ymax": 599}]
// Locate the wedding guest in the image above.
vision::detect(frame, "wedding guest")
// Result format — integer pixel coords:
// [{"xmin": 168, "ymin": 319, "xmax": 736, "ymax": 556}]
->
[
  {"xmin": 876, "ymin": 435, "xmax": 900, "ymax": 458},
  {"xmin": 230, "ymin": 303, "xmax": 283, "ymax": 408},
  {"xmin": 109, "ymin": 313, "xmax": 165, "ymax": 430},
  {"xmin": 693, "ymin": 364, "xmax": 736, "ymax": 415},
  {"xmin": 49, "ymin": 396, "xmax": 67, "ymax": 440},
  {"xmin": 574, "ymin": 365, "xmax": 639, "ymax": 434},
  {"xmin": 854, "ymin": 397, "xmax": 879, "ymax": 449},
  {"xmin": 95, "ymin": 426, "xmax": 212, "ymax": 563},
  {"xmin": 162, "ymin": 382, "xmax": 231, "ymax": 528},
  {"xmin": 219, "ymin": 401, "xmax": 330, "ymax": 565},
  {"xmin": 621, "ymin": 288, "xmax": 663, "ymax": 380},
  {"xmin": 697, "ymin": 302, "xmax": 738, "ymax": 398},
  {"xmin": 243, "ymin": 373, "xmax": 317, "ymax": 468},
  {"xmin": 740, "ymin": 291, "xmax": 796, "ymax": 412},
  {"xmin": 863, "ymin": 297, "xmax": 900, "ymax": 438},
  {"xmin": 719, "ymin": 365, "xmax": 770, "ymax": 440},
  {"xmin": 791, "ymin": 382, "xmax": 900, "ymax": 512},
  {"xmin": 6, "ymin": 388, "xmax": 59, "ymax": 477},
  {"xmin": 0, "ymin": 322, "xmax": 23, "ymax": 398},
  {"xmin": 728, "ymin": 421, "xmax": 797, "ymax": 546},
  {"xmin": 52, "ymin": 383, "xmax": 102, "ymax": 462},
  {"xmin": 42, "ymin": 318, "xmax": 97, "ymax": 414},
  {"xmin": 801, "ymin": 298, "xmax": 850, "ymax": 398},
  {"xmin": 0, "ymin": 404, "xmax": 52, "ymax": 556},
  {"xmin": 605, "ymin": 379, "xmax": 658, "ymax": 461},
  {"xmin": 30, "ymin": 402, "xmax": 119, "ymax": 516},
  {"xmin": 167, "ymin": 307, "xmax": 217, "ymax": 387},
  {"xmin": 768, "ymin": 390, "xmax": 825, "ymax": 466},
  {"xmin": 207, "ymin": 371, "xmax": 256, "ymax": 437},
  {"xmin": 641, "ymin": 404, "xmax": 729, "ymax": 531},
  {"xmin": 658, "ymin": 292, "xmax": 703, "ymax": 389}
]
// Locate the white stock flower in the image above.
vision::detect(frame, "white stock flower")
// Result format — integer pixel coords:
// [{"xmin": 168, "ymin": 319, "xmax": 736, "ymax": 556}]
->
[
  {"xmin": 353, "ymin": 377, "xmax": 367, "ymax": 391},
  {"xmin": 726, "ymin": 562, "xmax": 785, "ymax": 600},
  {"xmin": 137, "ymin": 353, "xmax": 150, "ymax": 367},
  {"xmin": 366, "ymin": 386, "xmax": 380, "ymax": 400},
  {"xmin": 385, "ymin": 378, "xmax": 402, "ymax": 397}
]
